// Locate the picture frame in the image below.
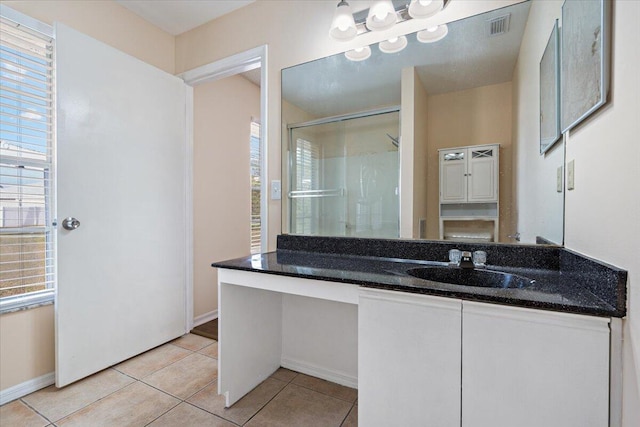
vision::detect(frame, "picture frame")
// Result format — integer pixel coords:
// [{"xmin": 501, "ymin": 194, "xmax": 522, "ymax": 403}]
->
[
  {"xmin": 560, "ymin": 0, "xmax": 611, "ymax": 134},
  {"xmin": 540, "ymin": 20, "xmax": 560, "ymax": 154}
]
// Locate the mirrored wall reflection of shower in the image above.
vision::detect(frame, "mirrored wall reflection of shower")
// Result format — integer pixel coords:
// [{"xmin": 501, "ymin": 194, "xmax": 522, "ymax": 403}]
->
[{"xmin": 288, "ymin": 109, "xmax": 400, "ymax": 238}]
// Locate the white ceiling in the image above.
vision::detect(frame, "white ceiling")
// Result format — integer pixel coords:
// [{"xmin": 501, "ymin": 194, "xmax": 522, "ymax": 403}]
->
[{"xmin": 116, "ymin": 0, "xmax": 255, "ymax": 35}]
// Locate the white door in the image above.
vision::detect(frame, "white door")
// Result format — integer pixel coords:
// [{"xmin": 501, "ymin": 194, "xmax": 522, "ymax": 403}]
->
[{"xmin": 55, "ymin": 24, "xmax": 188, "ymax": 387}]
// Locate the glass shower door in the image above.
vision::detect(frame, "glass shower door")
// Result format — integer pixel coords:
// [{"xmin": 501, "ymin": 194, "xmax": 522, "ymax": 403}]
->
[{"xmin": 288, "ymin": 110, "xmax": 399, "ymax": 238}]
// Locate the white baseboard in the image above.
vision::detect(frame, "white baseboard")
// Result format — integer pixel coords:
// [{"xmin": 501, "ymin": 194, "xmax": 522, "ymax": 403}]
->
[
  {"xmin": 0, "ymin": 372, "xmax": 55, "ymax": 405},
  {"xmin": 280, "ymin": 357, "xmax": 358, "ymax": 389},
  {"xmin": 193, "ymin": 309, "xmax": 218, "ymax": 327}
]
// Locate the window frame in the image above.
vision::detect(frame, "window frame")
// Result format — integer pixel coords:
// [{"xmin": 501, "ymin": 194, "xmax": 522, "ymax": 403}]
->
[{"xmin": 0, "ymin": 5, "xmax": 55, "ymax": 314}]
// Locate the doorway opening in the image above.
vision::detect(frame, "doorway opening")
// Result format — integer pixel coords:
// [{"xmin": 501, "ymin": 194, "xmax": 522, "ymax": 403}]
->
[{"xmin": 180, "ymin": 46, "xmax": 268, "ymax": 331}]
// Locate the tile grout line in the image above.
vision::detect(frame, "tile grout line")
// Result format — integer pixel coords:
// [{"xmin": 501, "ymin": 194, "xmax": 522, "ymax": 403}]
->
[
  {"xmin": 141, "ymin": 392, "xmax": 182, "ymax": 427},
  {"xmin": 288, "ymin": 377, "xmax": 358, "ymax": 404},
  {"xmin": 338, "ymin": 402, "xmax": 357, "ymax": 427},
  {"xmin": 214, "ymin": 370, "xmax": 300, "ymax": 426},
  {"xmin": 181, "ymin": 401, "xmax": 244, "ymax": 427},
  {"xmin": 115, "ymin": 340, "xmax": 214, "ymax": 381},
  {"xmin": 9, "ymin": 336, "xmax": 216, "ymax": 426},
  {"xmin": 240, "ymin": 380, "xmax": 290, "ymax": 426},
  {"xmin": 140, "ymin": 351, "xmax": 221, "ymax": 425},
  {"xmin": 45, "ymin": 379, "xmax": 141, "ymax": 425},
  {"xmin": 19, "ymin": 397, "xmax": 54, "ymax": 425}
]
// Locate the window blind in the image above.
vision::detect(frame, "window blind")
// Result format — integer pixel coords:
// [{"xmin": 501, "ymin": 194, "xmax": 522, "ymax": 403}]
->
[
  {"xmin": 250, "ymin": 121, "xmax": 261, "ymax": 254},
  {"xmin": 293, "ymin": 138, "xmax": 319, "ymax": 235},
  {"xmin": 0, "ymin": 15, "xmax": 55, "ymax": 309}
]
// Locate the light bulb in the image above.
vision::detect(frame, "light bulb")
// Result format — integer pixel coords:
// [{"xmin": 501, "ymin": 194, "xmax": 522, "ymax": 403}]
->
[
  {"xmin": 345, "ymin": 45, "xmax": 372, "ymax": 61},
  {"xmin": 417, "ymin": 23, "xmax": 448, "ymax": 43},
  {"xmin": 379, "ymin": 35, "xmax": 408, "ymax": 53},
  {"xmin": 366, "ymin": 1, "xmax": 396, "ymax": 31},
  {"xmin": 408, "ymin": 0, "xmax": 443, "ymax": 20}
]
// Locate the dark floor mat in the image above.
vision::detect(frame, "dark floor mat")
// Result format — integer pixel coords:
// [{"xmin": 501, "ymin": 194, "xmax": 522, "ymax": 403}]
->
[{"xmin": 191, "ymin": 318, "xmax": 217, "ymax": 340}]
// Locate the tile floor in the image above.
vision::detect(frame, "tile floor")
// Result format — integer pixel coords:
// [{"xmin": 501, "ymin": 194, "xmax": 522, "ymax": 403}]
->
[{"xmin": 0, "ymin": 333, "xmax": 358, "ymax": 427}]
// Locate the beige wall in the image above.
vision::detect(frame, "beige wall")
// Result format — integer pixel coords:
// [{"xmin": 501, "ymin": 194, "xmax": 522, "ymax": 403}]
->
[
  {"xmin": 193, "ymin": 75, "xmax": 260, "ymax": 317},
  {"xmin": 426, "ymin": 82, "xmax": 514, "ymax": 241},
  {"xmin": 563, "ymin": 1, "xmax": 640, "ymax": 424},
  {"xmin": 515, "ymin": 1, "xmax": 640, "ymax": 424},
  {"xmin": 400, "ymin": 68, "xmax": 429, "ymax": 238},
  {"xmin": 512, "ymin": 0, "xmax": 564, "ymax": 245},
  {"xmin": 5, "ymin": 1, "xmax": 175, "ymax": 74},
  {"xmin": 0, "ymin": 305, "xmax": 55, "ymax": 390},
  {"xmin": 1, "ymin": 1, "xmax": 175, "ymax": 392}
]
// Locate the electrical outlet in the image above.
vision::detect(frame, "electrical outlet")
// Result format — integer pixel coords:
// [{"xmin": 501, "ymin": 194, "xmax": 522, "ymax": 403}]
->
[
  {"xmin": 567, "ymin": 160, "xmax": 575, "ymax": 190},
  {"xmin": 557, "ymin": 166, "xmax": 563, "ymax": 192}
]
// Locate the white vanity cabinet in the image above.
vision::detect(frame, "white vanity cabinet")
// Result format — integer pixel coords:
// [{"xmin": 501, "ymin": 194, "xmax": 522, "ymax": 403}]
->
[
  {"xmin": 218, "ymin": 270, "xmax": 616, "ymax": 426},
  {"xmin": 359, "ymin": 288, "xmax": 462, "ymax": 427},
  {"xmin": 357, "ymin": 288, "xmax": 613, "ymax": 427},
  {"xmin": 461, "ymin": 301, "xmax": 611, "ymax": 427}
]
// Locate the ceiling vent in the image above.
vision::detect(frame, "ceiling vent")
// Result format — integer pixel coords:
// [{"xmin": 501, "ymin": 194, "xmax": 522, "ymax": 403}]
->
[{"xmin": 488, "ymin": 14, "xmax": 511, "ymax": 37}]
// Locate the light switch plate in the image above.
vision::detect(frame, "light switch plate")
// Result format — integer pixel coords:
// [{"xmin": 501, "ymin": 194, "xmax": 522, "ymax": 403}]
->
[
  {"xmin": 557, "ymin": 166, "xmax": 563, "ymax": 192},
  {"xmin": 271, "ymin": 180, "xmax": 282, "ymax": 200},
  {"xmin": 567, "ymin": 160, "xmax": 575, "ymax": 190}
]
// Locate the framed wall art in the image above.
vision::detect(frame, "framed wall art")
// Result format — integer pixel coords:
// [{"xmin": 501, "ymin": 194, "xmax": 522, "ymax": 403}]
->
[
  {"xmin": 540, "ymin": 20, "xmax": 561, "ymax": 154},
  {"xmin": 560, "ymin": 0, "xmax": 611, "ymax": 133}
]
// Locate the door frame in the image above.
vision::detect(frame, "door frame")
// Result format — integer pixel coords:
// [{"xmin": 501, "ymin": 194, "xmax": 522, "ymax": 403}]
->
[{"xmin": 178, "ymin": 45, "xmax": 268, "ymax": 331}]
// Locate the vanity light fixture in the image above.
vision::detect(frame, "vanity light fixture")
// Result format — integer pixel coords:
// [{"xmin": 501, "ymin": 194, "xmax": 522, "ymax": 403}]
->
[
  {"xmin": 379, "ymin": 35, "xmax": 408, "ymax": 53},
  {"xmin": 408, "ymin": 0, "xmax": 444, "ymax": 19},
  {"xmin": 345, "ymin": 45, "xmax": 372, "ymax": 61},
  {"xmin": 330, "ymin": 0, "xmax": 357, "ymax": 41},
  {"xmin": 330, "ymin": 0, "xmax": 451, "ymax": 60},
  {"xmin": 416, "ymin": 23, "xmax": 449, "ymax": 43}
]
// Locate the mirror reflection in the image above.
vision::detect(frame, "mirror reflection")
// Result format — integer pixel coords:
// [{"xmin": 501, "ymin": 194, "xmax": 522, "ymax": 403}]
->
[{"xmin": 282, "ymin": 0, "xmax": 564, "ymax": 245}]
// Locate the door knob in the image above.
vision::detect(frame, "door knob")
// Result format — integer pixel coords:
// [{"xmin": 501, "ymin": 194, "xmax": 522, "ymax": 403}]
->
[{"xmin": 62, "ymin": 217, "xmax": 81, "ymax": 230}]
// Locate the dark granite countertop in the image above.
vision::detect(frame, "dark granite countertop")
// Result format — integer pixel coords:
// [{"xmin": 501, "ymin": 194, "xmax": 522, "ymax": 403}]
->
[{"xmin": 212, "ymin": 236, "xmax": 627, "ymax": 318}]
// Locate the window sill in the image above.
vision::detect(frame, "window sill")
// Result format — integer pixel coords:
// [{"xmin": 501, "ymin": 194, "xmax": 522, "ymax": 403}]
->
[{"xmin": 0, "ymin": 290, "xmax": 54, "ymax": 315}]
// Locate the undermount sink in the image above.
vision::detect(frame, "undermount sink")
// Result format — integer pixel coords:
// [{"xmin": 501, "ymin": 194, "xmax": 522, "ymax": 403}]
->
[{"xmin": 406, "ymin": 267, "xmax": 535, "ymax": 289}]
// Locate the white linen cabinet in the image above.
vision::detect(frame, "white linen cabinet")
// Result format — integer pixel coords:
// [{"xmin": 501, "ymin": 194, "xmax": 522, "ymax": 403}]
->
[{"xmin": 439, "ymin": 144, "xmax": 499, "ymax": 241}]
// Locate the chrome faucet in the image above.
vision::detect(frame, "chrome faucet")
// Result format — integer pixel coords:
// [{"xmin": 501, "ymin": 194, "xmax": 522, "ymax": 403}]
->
[
  {"xmin": 459, "ymin": 251, "xmax": 475, "ymax": 269},
  {"xmin": 449, "ymin": 249, "xmax": 487, "ymax": 269}
]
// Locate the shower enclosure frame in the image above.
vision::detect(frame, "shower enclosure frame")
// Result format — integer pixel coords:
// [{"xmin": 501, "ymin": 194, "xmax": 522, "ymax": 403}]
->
[{"xmin": 286, "ymin": 105, "xmax": 401, "ymax": 238}]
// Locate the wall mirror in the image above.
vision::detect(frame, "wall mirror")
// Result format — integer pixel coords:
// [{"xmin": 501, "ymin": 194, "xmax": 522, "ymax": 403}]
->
[{"xmin": 281, "ymin": 0, "xmax": 565, "ymax": 245}]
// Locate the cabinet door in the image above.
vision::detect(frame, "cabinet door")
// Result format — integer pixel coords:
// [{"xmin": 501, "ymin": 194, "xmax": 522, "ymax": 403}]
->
[
  {"xmin": 359, "ymin": 289, "xmax": 462, "ymax": 427},
  {"xmin": 462, "ymin": 301, "xmax": 610, "ymax": 427},
  {"xmin": 467, "ymin": 147, "xmax": 498, "ymax": 202},
  {"xmin": 440, "ymin": 149, "xmax": 467, "ymax": 203}
]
